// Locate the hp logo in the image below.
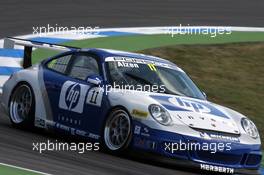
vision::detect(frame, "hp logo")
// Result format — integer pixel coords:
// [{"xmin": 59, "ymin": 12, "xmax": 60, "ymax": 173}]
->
[
  {"xmin": 59, "ymin": 81, "xmax": 89, "ymax": 113},
  {"xmin": 65, "ymin": 83, "xmax": 81, "ymax": 110}
]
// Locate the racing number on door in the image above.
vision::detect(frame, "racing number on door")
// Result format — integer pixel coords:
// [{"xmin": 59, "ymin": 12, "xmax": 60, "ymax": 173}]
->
[
  {"xmin": 89, "ymin": 89, "xmax": 99, "ymax": 104},
  {"xmin": 86, "ymin": 87, "xmax": 104, "ymax": 107}
]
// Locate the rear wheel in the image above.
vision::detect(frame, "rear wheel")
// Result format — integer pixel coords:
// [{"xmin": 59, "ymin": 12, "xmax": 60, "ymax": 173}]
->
[
  {"xmin": 9, "ymin": 83, "xmax": 35, "ymax": 128},
  {"xmin": 103, "ymin": 108, "xmax": 132, "ymax": 152}
]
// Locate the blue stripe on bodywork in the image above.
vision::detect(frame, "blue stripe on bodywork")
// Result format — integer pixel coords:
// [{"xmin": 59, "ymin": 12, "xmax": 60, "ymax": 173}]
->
[
  {"xmin": 0, "ymin": 49, "xmax": 23, "ymax": 58},
  {"xmin": 0, "ymin": 66, "xmax": 22, "ymax": 75},
  {"xmin": 29, "ymin": 37, "xmax": 72, "ymax": 44}
]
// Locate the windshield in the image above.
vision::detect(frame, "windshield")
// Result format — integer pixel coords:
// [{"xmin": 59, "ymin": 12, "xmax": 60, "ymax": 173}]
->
[{"xmin": 106, "ymin": 59, "xmax": 205, "ymax": 100}]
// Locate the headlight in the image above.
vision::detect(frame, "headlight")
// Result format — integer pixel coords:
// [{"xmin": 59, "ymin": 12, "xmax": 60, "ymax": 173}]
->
[
  {"xmin": 149, "ymin": 104, "xmax": 172, "ymax": 126},
  {"xmin": 241, "ymin": 118, "xmax": 259, "ymax": 139}
]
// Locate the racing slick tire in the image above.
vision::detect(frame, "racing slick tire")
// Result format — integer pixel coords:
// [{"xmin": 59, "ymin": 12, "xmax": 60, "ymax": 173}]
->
[
  {"xmin": 103, "ymin": 108, "xmax": 132, "ymax": 153},
  {"xmin": 8, "ymin": 83, "xmax": 35, "ymax": 128}
]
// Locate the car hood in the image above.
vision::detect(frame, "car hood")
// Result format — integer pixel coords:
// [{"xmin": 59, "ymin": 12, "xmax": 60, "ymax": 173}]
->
[{"xmin": 149, "ymin": 94, "xmax": 241, "ymax": 135}]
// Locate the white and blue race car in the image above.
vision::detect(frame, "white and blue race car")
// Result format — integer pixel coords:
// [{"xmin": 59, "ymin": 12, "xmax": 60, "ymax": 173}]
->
[{"xmin": 0, "ymin": 38, "xmax": 262, "ymax": 174}]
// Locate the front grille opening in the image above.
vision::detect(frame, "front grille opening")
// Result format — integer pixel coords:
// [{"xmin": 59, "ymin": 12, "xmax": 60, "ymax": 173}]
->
[{"xmin": 246, "ymin": 154, "xmax": 262, "ymax": 166}]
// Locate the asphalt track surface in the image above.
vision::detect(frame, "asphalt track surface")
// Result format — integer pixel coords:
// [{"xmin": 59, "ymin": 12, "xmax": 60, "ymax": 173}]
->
[
  {"xmin": 0, "ymin": 0, "xmax": 263, "ymax": 175},
  {"xmin": 1, "ymin": 0, "xmax": 264, "ymax": 38}
]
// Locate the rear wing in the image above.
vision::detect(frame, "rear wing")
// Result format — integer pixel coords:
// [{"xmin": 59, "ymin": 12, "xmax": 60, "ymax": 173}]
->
[{"xmin": 3, "ymin": 37, "xmax": 80, "ymax": 68}]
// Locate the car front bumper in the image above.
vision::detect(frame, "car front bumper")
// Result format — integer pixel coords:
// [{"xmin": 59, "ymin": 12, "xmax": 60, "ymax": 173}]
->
[{"xmin": 131, "ymin": 121, "xmax": 262, "ymax": 174}]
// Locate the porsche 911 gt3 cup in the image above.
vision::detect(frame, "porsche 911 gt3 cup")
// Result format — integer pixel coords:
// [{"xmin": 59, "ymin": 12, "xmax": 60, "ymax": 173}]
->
[{"xmin": 0, "ymin": 37, "xmax": 262, "ymax": 174}]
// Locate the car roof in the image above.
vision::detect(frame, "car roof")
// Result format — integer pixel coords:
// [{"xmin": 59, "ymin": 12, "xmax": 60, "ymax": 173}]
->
[{"xmin": 80, "ymin": 48, "xmax": 176, "ymax": 65}]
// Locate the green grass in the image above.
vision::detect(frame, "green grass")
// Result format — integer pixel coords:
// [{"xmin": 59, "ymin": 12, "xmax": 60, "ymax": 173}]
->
[
  {"xmin": 0, "ymin": 164, "xmax": 42, "ymax": 175},
  {"xmin": 140, "ymin": 42, "xmax": 264, "ymax": 150},
  {"xmin": 32, "ymin": 31, "xmax": 264, "ymax": 64}
]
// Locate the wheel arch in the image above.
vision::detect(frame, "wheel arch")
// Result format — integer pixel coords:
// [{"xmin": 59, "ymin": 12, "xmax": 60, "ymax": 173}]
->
[
  {"xmin": 8, "ymin": 81, "xmax": 36, "ymax": 108},
  {"xmin": 8, "ymin": 81, "xmax": 36, "ymax": 127},
  {"xmin": 100, "ymin": 105, "xmax": 133, "ymax": 129},
  {"xmin": 100, "ymin": 105, "xmax": 134, "ymax": 151}
]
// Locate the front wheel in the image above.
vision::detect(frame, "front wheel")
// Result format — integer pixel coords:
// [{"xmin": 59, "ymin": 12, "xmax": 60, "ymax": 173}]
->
[
  {"xmin": 9, "ymin": 83, "xmax": 35, "ymax": 128},
  {"xmin": 103, "ymin": 108, "xmax": 132, "ymax": 152}
]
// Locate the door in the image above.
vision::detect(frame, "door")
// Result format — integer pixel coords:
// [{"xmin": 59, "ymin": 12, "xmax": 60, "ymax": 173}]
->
[{"xmin": 43, "ymin": 52, "xmax": 105, "ymax": 138}]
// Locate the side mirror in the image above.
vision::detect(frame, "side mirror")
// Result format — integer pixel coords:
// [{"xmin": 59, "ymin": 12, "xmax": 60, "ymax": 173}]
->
[
  {"xmin": 202, "ymin": 91, "xmax": 207, "ymax": 99},
  {"xmin": 86, "ymin": 75, "xmax": 103, "ymax": 86}
]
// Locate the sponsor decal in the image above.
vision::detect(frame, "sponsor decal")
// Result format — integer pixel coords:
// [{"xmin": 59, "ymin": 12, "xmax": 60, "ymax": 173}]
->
[
  {"xmin": 141, "ymin": 127, "xmax": 150, "ymax": 137},
  {"xmin": 200, "ymin": 132, "xmax": 240, "ymax": 142},
  {"xmin": 45, "ymin": 120, "xmax": 56, "ymax": 129},
  {"xmin": 170, "ymin": 97, "xmax": 211, "ymax": 114},
  {"xmin": 46, "ymin": 120, "xmax": 100, "ymax": 140},
  {"xmin": 35, "ymin": 118, "xmax": 45, "ymax": 128},
  {"xmin": 105, "ymin": 56, "xmax": 179, "ymax": 70},
  {"xmin": 132, "ymin": 109, "xmax": 148, "ymax": 118},
  {"xmin": 133, "ymin": 137, "xmax": 156, "ymax": 150},
  {"xmin": 117, "ymin": 61, "xmax": 139, "ymax": 68},
  {"xmin": 53, "ymin": 122, "xmax": 100, "ymax": 139},
  {"xmin": 86, "ymin": 87, "xmax": 104, "ymax": 107},
  {"xmin": 134, "ymin": 125, "xmax": 141, "ymax": 135},
  {"xmin": 75, "ymin": 129, "xmax": 100, "ymax": 139},
  {"xmin": 59, "ymin": 81, "xmax": 89, "ymax": 113},
  {"xmin": 200, "ymin": 164, "xmax": 234, "ymax": 174},
  {"xmin": 150, "ymin": 95, "xmax": 229, "ymax": 118},
  {"xmin": 134, "ymin": 137, "xmax": 146, "ymax": 148},
  {"xmin": 199, "ymin": 132, "xmax": 212, "ymax": 140},
  {"xmin": 58, "ymin": 114, "xmax": 81, "ymax": 125},
  {"xmin": 134, "ymin": 125, "xmax": 150, "ymax": 137},
  {"xmin": 147, "ymin": 63, "xmax": 157, "ymax": 71}
]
